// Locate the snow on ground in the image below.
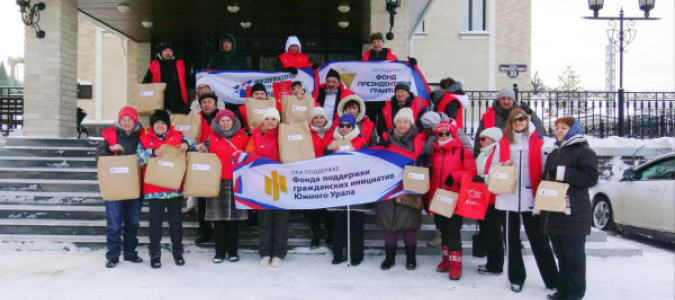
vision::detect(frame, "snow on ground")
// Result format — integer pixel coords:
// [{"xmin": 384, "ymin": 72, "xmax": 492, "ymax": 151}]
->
[{"xmin": 0, "ymin": 235, "xmax": 672, "ymax": 300}]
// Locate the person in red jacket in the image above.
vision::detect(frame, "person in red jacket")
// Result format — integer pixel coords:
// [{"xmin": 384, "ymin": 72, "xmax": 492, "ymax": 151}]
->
[
  {"xmin": 309, "ymin": 107, "xmax": 332, "ymax": 158},
  {"xmin": 313, "ymin": 69, "xmax": 355, "ymax": 123},
  {"xmin": 95, "ymin": 106, "xmax": 144, "ymax": 268},
  {"xmin": 428, "ymin": 121, "xmax": 477, "ymax": 280},
  {"xmin": 201, "ymin": 109, "xmax": 250, "ymax": 263},
  {"xmin": 306, "ymin": 107, "xmax": 334, "ymax": 249},
  {"xmin": 142, "ymin": 41, "xmax": 189, "ymax": 114},
  {"xmin": 137, "ymin": 110, "xmax": 195, "ymax": 269},
  {"xmin": 278, "ymin": 35, "xmax": 316, "ymax": 74},
  {"xmin": 333, "ymin": 95, "xmax": 377, "ymax": 146},
  {"xmin": 239, "ymin": 83, "xmax": 282, "ymax": 131},
  {"xmin": 244, "ymin": 108, "xmax": 288, "ymax": 268},
  {"xmin": 362, "ymin": 32, "xmax": 397, "ymax": 61},
  {"xmin": 377, "ymin": 83, "xmax": 428, "ymax": 137},
  {"xmin": 432, "ymin": 77, "xmax": 469, "ymax": 129}
]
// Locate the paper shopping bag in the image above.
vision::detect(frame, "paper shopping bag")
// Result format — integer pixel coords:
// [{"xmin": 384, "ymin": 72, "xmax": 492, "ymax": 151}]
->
[
  {"xmin": 333, "ymin": 138, "xmax": 354, "ymax": 153},
  {"xmin": 534, "ymin": 180, "xmax": 569, "ymax": 212},
  {"xmin": 487, "ymin": 165, "xmax": 517, "ymax": 194},
  {"xmin": 244, "ymin": 98, "xmax": 276, "ymax": 129},
  {"xmin": 279, "ymin": 121, "xmax": 315, "ymax": 163},
  {"xmin": 183, "ymin": 152, "xmax": 222, "ymax": 197},
  {"xmin": 429, "ymin": 188, "xmax": 459, "ymax": 218},
  {"xmin": 403, "ymin": 165, "xmax": 430, "ymax": 193},
  {"xmin": 455, "ymin": 180, "xmax": 490, "ymax": 220},
  {"xmin": 144, "ymin": 145, "xmax": 187, "ymax": 190},
  {"xmin": 171, "ymin": 114, "xmax": 201, "ymax": 142},
  {"xmin": 97, "ymin": 155, "xmax": 141, "ymax": 201},
  {"xmin": 136, "ymin": 83, "xmax": 166, "ymax": 115},
  {"xmin": 281, "ymin": 94, "xmax": 315, "ymax": 123}
]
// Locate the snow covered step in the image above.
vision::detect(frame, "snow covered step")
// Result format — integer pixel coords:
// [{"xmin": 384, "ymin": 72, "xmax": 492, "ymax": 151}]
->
[
  {"xmin": 0, "ymin": 179, "xmax": 100, "ymax": 193},
  {"xmin": 0, "ymin": 156, "xmax": 96, "ymax": 168},
  {"xmin": 4, "ymin": 137, "xmax": 101, "ymax": 148},
  {"xmin": 0, "ymin": 167, "xmax": 97, "ymax": 180},
  {"xmin": 0, "ymin": 191, "xmax": 103, "ymax": 205},
  {"xmin": 0, "ymin": 146, "xmax": 97, "ymax": 157}
]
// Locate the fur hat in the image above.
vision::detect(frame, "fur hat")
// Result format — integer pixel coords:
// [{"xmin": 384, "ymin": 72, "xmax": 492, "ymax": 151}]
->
[
  {"xmin": 479, "ymin": 127, "xmax": 503, "ymax": 143},
  {"xmin": 262, "ymin": 108, "xmax": 280, "ymax": 122},
  {"xmin": 326, "ymin": 69, "xmax": 341, "ymax": 82},
  {"xmin": 251, "ymin": 83, "xmax": 267, "ymax": 95},
  {"xmin": 394, "ymin": 107, "xmax": 415, "ymax": 126},
  {"xmin": 310, "ymin": 107, "xmax": 328, "ymax": 121},
  {"xmin": 369, "ymin": 32, "xmax": 385, "ymax": 43},
  {"xmin": 196, "ymin": 77, "xmax": 211, "ymax": 89},
  {"xmin": 215, "ymin": 109, "xmax": 236, "ymax": 123},
  {"xmin": 149, "ymin": 110, "xmax": 171, "ymax": 127},
  {"xmin": 395, "ymin": 82, "xmax": 411, "ymax": 94},
  {"xmin": 285, "ymin": 35, "xmax": 302, "ymax": 52},
  {"xmin": 336, "ymin": 95, "xmax": 366, "ymax": 122},
  {"xmin": 118, "ymin": 106, "xmax": 138, "ymax": 124},
  {"xmin": 198, "ymin": 92, "xmax": 218, "ymax": 105},
  {"xmin": 496, "ymin": 88, "xmax": 515, "ymax": 101}
]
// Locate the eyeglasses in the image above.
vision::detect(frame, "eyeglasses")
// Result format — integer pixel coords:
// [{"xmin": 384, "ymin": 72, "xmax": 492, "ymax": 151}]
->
[
  {"xmin": 437, "ymin": 132, "xmax": 452, "ymax": 137},
  {"xmin": 339, "ymin": 123, "xmax": 353, "ymax": 128},
  {"xmin": 513, "ymin": 116, "xmax": 528, "ymax": 123}
]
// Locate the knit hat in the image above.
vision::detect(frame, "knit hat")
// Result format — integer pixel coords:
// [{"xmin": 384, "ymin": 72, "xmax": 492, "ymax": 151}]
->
[
  {"xmin": 262, "ymin": 108, "xmax": 280, "ymax": 122},
  {"xmin": 149, "ymin": 109, "xmax": 171, "ymax": 127},
  {"xmin": 479, "ymin": 127, "xmax": 503, "ymax": 142},
  {"xmin": 157, "ymin": 41, "xmax": 173, "ymax": 51},
  {"xmin": 369, "ymin": 32, "xmax": 385, "ymax": 43},
  {"xmin": 394, "ymin": 82, "xmax": 411, "ymax": 94},
  {"xmin": 196, "ymin": 77, "xmax": 211, "ymax": 89},
  {"xmin": 285, "ymin": 35, "xmax": 302, "ymax": 52},
  {"xmin": 394, "ymin": 107, "xmax": 415, "ymax": 125},
  {"xmin": 251, "ymin": 83, "xmax": 267, "ymax": 95},
  {"xmin": 326, "ymin": 69, "xmax": 341, "ymax": 82},
  {"xmin": 118, "ymin": 106, "xmax": 138, "ymax": 124},
  {"xmin": 435, "ymin": 121, "xmax": 453, "ymax": 134},
  {"xmin": 198, "ymin": 92, "xmax": 218, "ymax": 105},
  {"xmin": 496, "ymin": 88, "xmax": 515, "ymax": 101},
  {"xmin": 310, "ymin": 107, "xmax": 328, "ymax": 121},
  {"xmin": 215, "ymin": 109, "xmax": 236, "ymax": 123},
  {"xmin": 338, "ymin": 114, "xmax": 356, "ymax": 128},
  {"xmin": 420, "ymin": 111, "xmax": 441, "ymax": 129}
]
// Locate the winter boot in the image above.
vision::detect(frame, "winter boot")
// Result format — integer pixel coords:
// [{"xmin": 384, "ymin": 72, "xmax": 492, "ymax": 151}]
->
[
  {"xmin": 427, "ymin": 229, "xmax": 441, "ymax": 247},
  {"xmin": 380, "ymin": 246, "xmax": 396, "ymax": 270},
  {"xmin": 405, "ymin": 244, "xmax": 417, "ymax": 270},
  {"xmin": 448, "ymin": 251, "xmax": 463, "ymax": 280},
  {"xmin": 436, "ymin": 245, "xmax": 450, "ymax": 272}
]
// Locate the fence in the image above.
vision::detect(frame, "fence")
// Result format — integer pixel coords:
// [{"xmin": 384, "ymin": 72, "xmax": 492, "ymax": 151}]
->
[{"xmin": 0, "ymin": 87, "xmax": 23, "ymax": 136}]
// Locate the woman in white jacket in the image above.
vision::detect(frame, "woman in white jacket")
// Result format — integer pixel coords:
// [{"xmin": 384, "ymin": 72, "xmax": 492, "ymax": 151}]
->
[{"xmin": 489, "ymin": 110, "xmax": 558, "ymax": 293}]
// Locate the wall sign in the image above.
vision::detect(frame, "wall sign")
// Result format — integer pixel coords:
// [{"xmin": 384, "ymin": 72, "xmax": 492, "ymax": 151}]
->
[{"xmin": 499, "ymin": 64, "xmax": 527, "ymax": 78}]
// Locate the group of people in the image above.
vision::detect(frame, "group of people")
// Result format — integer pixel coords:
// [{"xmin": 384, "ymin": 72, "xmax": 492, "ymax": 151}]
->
[{"xmin": 98, "ymin": 32, "xmax": 598, "ymax": 300}]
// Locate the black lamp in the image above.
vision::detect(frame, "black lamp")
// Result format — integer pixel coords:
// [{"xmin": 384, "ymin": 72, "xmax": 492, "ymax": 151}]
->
[
  {"xmin": 16, "ymin": 0, "xmax": 46, "ymax": 38},
  {"xmin": 385, "ymin": 0, "xmax": 401, "ymax": 40},
  {"xmin": 638, "ymin": 0, "xmax": 655, "ymax": 17},
  {"xmin": 587, "ymin": 0, "xmax": 604, "ymax": 18}
]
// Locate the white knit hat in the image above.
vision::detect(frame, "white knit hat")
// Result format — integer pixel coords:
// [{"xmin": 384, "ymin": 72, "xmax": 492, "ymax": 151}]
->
[
  {"xmin": 262, "ymin": 107, "xmax": 280, "ymax": 122},
  {"xmin": 479, "ymin": 127, "xmax": 503, "ymax": 142},
  {"xmin": 285, "ymin": 35, "xmax": 302, "ymax": 52},
  {"xmin": 196, "ymin": 77, "xmax": 211, "ymax": 89},
  {"xmin": 394, "ymin": 107, "xmax": 415, "ymax": 125},
  {"xmin": 310, "ymin": 107, "xmax": 327, "ymax": 120}
]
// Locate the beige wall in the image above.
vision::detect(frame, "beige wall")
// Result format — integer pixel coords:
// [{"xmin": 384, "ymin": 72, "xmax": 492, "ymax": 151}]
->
[
  {"xmin": 367, "ymin": 0, "xmax": 410, "ymax": 58},
  {"xmin": 495, "ymin": 0, "xmax": 531, "ymax": 89}
]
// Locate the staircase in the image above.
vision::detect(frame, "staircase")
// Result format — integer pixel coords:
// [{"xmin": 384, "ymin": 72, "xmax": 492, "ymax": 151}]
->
[{"xmin": 0, "ymin": 136, "xmax": 641, "ymax": 256}]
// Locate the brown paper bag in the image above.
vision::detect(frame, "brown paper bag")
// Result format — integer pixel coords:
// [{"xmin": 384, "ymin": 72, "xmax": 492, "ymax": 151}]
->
[
  {"xmin": 171, "ymin": 114, "xmax": 201, "ymax": 142},
  {"xmin": 279, "ymin": 121, "xmax": 315, "ymax": 163},
  {"xmin": 136, "ymin": 83, "xmax": 166, "ymax": 115},
  {"xmin": 333, "ymin": 138, "xmax": 354, "ymax": 153},
  {"xmin": 244, "ymin": 98, "xmax": 276, "ymax": 129},
  {"xmin": 395, "ymin": 194, "xmax": 423, "ymax": 209},
  {"xmin": 97, "ymin": 155, "xmax": 141, "ymax": 201},
  {"xmin": 429, "ymin": 188, "xmax": 459, "ymax": 218},
  {"xmin": 403, "ymin": 165, "xmax": 430, "ymax": 193},
  {"xmin": 144, "ymin": 145, "xmax": 187, "ymax": 190},
  {"xmin": 487, "ymin": 165, "xmax": 517, "ymax": 194},
  {"xmin": 183, "ymin": 152, "xmax": 222, "ymax": 197},
  {"xmin": 534, "ymin": 180, "xmax": 569, "ymax": 212},
  {"xmin": 281, "ymin": 95, "xmax": 315, "ymax": 123}
]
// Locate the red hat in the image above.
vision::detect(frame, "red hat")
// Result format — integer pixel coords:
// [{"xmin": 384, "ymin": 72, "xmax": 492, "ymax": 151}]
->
[
  {"xmin": 118, "ymin": 106, "xmax": 138, "ymax": 124},
  {"xmin": 215, "ymin": 109, "xmax": 236, "ymax": 123},
  {"xmin": 435, "ymin": 120, "xmax": 457, "ymax": 137}
]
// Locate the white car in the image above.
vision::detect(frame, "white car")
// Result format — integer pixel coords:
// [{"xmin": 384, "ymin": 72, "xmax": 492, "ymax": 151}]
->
[{"xmin": 592, "ymin": 152, "xmax": 675, "ymax": 244}]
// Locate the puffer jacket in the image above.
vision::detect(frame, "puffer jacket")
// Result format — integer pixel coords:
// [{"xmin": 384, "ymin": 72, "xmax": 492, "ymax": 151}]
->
[
  {"xmin": 429, "ymin": 138, "xmax": 477, "ymax": 196},
  {"xmin": 245, "ymin": 125, "xmax": 280, "ymax": 162},
  {"xmin": 207, "ymin": 33, "xmax": 249, "ymax": 71}
]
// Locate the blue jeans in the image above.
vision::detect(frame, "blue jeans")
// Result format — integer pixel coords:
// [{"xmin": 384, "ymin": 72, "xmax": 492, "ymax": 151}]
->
[{"xmin": 105, "ymin": 198, "xmax": 143, "ymax": 260}]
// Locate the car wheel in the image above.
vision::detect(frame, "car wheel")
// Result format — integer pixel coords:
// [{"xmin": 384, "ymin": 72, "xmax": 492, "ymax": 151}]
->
[{"xmin": 592, "ymin": 196, "xmax": 613, "ymax": 231}]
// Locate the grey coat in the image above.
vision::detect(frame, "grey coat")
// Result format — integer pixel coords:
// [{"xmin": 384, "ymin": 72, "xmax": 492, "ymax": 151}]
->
[{"xmin": 205, "ymin": 179, "xmax": 248, "ymax": 221}]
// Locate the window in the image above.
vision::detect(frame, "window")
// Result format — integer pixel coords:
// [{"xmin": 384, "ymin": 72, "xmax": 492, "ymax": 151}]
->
[
  {"xmin": 638, "ymin": 158, "xmax": 675, "ymax": 180},
  {"xmin": 461, "ymin": 0, "xmax": 486, "ymax": 32}
]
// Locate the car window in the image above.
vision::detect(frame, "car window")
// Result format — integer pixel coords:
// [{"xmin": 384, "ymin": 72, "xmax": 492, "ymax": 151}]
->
[{"xmin": 638, "ymin": 158, "xmax": 675, "ymax": 180}]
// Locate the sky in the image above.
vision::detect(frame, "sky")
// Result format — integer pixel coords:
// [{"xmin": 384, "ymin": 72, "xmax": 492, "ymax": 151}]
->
[{"xmin": 1, "ymin": 0, "xmax": 673, "ymax": 91}]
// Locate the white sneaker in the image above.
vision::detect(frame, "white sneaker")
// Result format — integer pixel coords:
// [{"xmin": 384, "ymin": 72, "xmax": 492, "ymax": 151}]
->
[
  {"xmin": 259, "ymin": 256, "xmax": 271, "ymax": 267},
  {"xmin": 270, "ymin": 257, "xmax": 283, "ymax": 268}
]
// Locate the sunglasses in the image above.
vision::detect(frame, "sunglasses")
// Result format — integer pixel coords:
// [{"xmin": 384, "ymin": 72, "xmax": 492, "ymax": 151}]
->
[
  {"xmin": 437, "ymin": 132, "xmax": 452, "ymax": 137},
  {"xmin": 513, "ymin": 116, "xmax": 528, "ymax": 123},
  {"xmin": 339, "ymin": 123, "xmax": 353, "ymax": 128}
]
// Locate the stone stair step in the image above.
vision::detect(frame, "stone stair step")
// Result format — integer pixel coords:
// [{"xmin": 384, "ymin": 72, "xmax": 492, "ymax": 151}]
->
[
  {"xmin": 0, "ymin": 156, "xmax": 96, "ymax": 168},
  {"xmin": 0, "ymin": 167, "xmax": 97, "ymax": 180},
  {"xmin": 0, "ymin": 146, "xmax": 98, "ymax": 157},
  {"xmin": 4, "ymin": 137, "xmax": 102, "ymax": 148},
  {"xmin": 0, "ymin": 179, "xmax": 100, "ymax": 193},
  {"xmin": 0, "ymin": 191, "xmax": 103, "ymax": 205}
]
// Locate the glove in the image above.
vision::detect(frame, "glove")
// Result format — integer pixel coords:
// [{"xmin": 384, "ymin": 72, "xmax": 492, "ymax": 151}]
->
[
  {"xmin": 444, "ymin": 175, "xmax": 454, "ymax": 187},
  {"xmin": 284, "ymin": 67, "xmax": 298, "ymax": 75},
  {"xmin": 471, "ymin": 175, "xmax": 484, "ymax": 183},
  {"xmin": 377, "ymin": 138, "xmax": 390, "ymax": 148},
  {"xmin": 407, "ymin": 57, "xmax": 417, "ymax": 66},
  {"xmin": 415, "ymin": 153, "xmax": 430, "ymax": 166},
  {"xmin": 312, "ymin": 62, "xmax": 321, "ymax": 69}
]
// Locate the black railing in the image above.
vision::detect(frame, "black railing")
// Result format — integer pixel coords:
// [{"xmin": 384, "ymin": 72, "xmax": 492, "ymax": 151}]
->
[{"xmin": 0, "ymin": 87, "xmax": 24, "ymax": 136}]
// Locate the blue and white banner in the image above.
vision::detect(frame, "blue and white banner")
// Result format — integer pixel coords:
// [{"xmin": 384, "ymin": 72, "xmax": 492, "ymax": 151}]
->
[
  {"xmin": 233, "ymin": 148, "xmax": 416, "ymax": 210},
  {"xmin": 317, "ymin": 61, "xmax": 431, "ymax": 102},
  {"xmin": 195, "ymin": 68, "xmax": 316, "ymax": 105}
]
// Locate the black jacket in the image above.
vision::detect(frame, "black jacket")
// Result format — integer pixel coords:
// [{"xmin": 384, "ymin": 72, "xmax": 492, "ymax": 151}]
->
[
  {"xmin": 207, "ymin": 33, "xmax": 249, "ymax": 71},
  {"xmin": 541, "ymin": 137, "xmax": 598, "ymax": 236}
]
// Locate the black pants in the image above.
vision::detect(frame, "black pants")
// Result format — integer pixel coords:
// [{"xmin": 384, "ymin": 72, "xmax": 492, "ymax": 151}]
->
[
  {"xmin": 258, "ymin": 210, "xmax": 289, "ymax": 259},
  {"xmin": 197, "ymin": 197, "xmax": 213, "ymax": 239},
  {"xmin": 307, "ymin": 209, "xmax": 333, "ymax": 241},
  {"xmin": 332, "ymin": 211, "xmax": 365, "ymax": 262},
  {"xmin": 148, "ymin": 197, "xmax": 183, "ymax": 258},
  {"xmin": 499, "ymin": 211, "xmax": 558, "ymax": 288},
  {"xmin": 550, "ymin": 234, "xmax": 587, "ymax": 300},
  {"xmin": 478, "ymin": 204, "xmax": 504, "ymax": 272},
  {"xmin": 435, "ymin": 213, "xmax": 463, "ymax": 251},
  {"xmin": 213, "ymin": 221, "xmax": 241, "ymax": 257}
]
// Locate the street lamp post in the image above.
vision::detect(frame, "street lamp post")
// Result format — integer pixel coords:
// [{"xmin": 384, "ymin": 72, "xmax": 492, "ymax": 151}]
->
[{"xmin": 584, "ymin": 0, "xmax": 660, "ymax": 137}]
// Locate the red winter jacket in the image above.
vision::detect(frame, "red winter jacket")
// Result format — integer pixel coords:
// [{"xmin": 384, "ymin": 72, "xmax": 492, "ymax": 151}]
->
[
  {"xmin": 245, "ymin": 126, "xmax": 280, "ymax": 162},
  {"xmin": 326, "ymin": 115, "xmax": 375, "ymax": 143},
  {"xmin": 139, "ymin": 126, "xmax": 185, "ymax": 195},
  {"xmin": 310, "ymin": 125, "xmax": 333, "ymax": 158},
  {"xmin": 208, "ymin": 129, "xmax": 250, "ymax": 180},
  {"xmin": 381, "ymin": 97, "xmax": 427, "ymax": 130},
  {"xmin": 198, "ymin": 110, "xmax": 215, "ymax": 143},
  {"xmin": 362, "ymin": 48, "xmax": 397, "ymax": 61},
  {"xmin": 279, "ymin": 52, "xmax": 312, "ymax": 69},
  {"xmin": 150, "ymin": 59, "xmax": 187, "ymax": 104},
  {"xmin": 436, "ymin": 93, "xmax": 464, "ymax": 129},
  {"xmin": 429, "ymin": 138, "xmax": 477, "ymax": 198},
  {"xmin": 238, "ymin": 100, "xmax": 282, "ymax": 131}
]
